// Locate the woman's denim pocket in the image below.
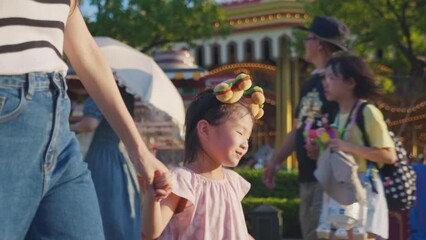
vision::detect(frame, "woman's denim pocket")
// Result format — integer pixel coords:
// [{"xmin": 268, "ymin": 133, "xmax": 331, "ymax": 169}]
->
[{"xmin": 0, "ymin": 86, "xmax": 26, "ymax": 123}]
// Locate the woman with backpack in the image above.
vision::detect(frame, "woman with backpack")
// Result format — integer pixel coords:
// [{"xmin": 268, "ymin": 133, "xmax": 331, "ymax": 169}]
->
[{"xmin": 322, "ymin": 55, "xmax": 396, "ymax": 239}]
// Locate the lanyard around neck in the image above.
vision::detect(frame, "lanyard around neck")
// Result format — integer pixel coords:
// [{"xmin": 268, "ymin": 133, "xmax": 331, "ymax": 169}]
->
[{"xmin": 336, "ymin": 99, "xmax": 363, "ymax": 141}]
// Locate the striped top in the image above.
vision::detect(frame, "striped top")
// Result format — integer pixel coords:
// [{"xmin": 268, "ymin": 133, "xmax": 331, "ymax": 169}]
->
[{"xmin": 0, "ymin": 0, "xmax": 71, "ymax": 75}]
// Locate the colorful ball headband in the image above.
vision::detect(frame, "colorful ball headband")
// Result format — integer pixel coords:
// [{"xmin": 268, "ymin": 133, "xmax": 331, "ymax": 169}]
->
[{"xmin": 213, "ymin": 73, "xmax": 265, "ymax": 119}]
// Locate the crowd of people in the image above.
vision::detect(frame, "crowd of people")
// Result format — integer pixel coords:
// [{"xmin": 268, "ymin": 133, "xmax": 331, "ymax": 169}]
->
[{"xmin": 0, "ymin": 1, "xmax": 414, "ymax": 239}]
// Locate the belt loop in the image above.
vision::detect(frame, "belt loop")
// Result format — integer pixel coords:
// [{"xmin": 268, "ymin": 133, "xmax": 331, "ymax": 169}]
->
[
  {"xmin": 60, "ymin": 72, "xmax": 68, "ymax": 93},
  {"xmin": 26, "ymin": 73, "xmax": 35, "ymax": 100},
  {"xmin": 58, "ymin": 72, "xmax": 68, "ymax": 99}
]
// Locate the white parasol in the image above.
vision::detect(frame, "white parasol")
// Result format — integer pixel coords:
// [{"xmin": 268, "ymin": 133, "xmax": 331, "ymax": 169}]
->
[{"xmin": 93, "ymin": 37, "xmax": 185, "ymax": 128}]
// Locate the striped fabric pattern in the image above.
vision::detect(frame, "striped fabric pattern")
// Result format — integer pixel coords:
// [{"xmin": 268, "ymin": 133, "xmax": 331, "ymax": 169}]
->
[{"xmin": 0, "ymin": 0, "xmax": 70, "ymax": 75}]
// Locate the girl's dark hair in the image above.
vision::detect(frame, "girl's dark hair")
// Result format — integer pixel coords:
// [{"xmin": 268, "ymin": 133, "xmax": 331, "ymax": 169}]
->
[
  {"xmin": 327, "ymin": 55, "xmax": 381, "ymax": 100},
  {"xmin": 184, "ymin": 89, "xmax": 252, "ymax": 164}
]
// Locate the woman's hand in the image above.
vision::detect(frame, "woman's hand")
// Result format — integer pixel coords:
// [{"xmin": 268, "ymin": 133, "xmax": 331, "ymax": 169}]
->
[{"xmin": 328, "ymin": 139, "xmax": 353, "ymax": 153}]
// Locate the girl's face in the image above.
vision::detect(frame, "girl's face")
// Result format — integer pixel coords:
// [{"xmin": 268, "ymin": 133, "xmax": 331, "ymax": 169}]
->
[
  {"xmin": 323, "ymin": 65, "xmax": 354, "ymax": 102},
  {"xmin": 202, "ymin": 110, "xmax": 254, "ymax": 167}
]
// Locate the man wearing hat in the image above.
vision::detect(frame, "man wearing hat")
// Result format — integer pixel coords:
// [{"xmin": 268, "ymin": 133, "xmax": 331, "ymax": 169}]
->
[{"xmin": 263, "ymin": 16, "xmax": 350, "ymax": 240}]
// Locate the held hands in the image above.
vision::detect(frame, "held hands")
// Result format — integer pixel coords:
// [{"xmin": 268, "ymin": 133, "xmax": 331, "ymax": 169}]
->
[
  {"xmin": 139, "ymin": 170, "xmax": 172, "ymax": 202},
  {"xmin": 130, "ymin": 151, "xmax": 172, "ymax": 200},
  {"xmin": 152, "ymin": 171, "xmax": 172, "ymax": 202}
]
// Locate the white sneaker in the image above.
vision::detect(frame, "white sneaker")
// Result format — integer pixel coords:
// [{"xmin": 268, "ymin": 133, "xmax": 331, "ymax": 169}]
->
[
  {"xmin": 316, "ymin": 223, "xmax": 331, "ymax": 239},
  {"xmin": 353, "ymin": 226, "xmax": 367, "ymax": 240},
  {"xmin": 334, "ymin": 228, "xmax": 348, "ymax": 239}
]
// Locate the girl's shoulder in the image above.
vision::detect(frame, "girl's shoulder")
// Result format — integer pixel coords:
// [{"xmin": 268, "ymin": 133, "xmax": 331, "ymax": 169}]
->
[
  {"xmin": 361, "ymin": 103, "xmax": 385, "ymax": 122},
  {"xmin": 172, "ymin": 167, "xmax": 193, "ymax": 178},
  {"xmin": 171, "ymin": 167, "xmax": 199, "ymax": 186},
  {"xmin": 170, "ymin": 167, "xmax": 196, "ymax": 204},
  {"xmin": 223, "ymin": 168, "xmax": 251, "ymax": 200},
  {"xmin": 223, "ymin": 168, "xmax": 246, "ymax": 181}
]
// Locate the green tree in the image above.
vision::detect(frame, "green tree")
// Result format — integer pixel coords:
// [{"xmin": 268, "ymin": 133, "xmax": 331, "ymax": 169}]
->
[
  {"xmin": 84, "ymin": 0, "xmax": 231, "ymax": 52},
  {"xmin": 300, "ymin": 0, "xmax": 426, "ymax": 95}
]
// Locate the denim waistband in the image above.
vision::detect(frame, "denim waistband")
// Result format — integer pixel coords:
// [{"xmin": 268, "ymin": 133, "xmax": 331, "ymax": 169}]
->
[{"xmin": 0, "ymin": 72, "xmax": 65, "ymax": 90}]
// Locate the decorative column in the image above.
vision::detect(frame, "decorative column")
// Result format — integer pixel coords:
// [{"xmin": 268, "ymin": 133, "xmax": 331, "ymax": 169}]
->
[
  {"xmin": 290, "ymin": 57, "xmax": 300, "ymax": 169},
  {"xmin": 204, "ymin": 43, "xmax": 212, "ymax": 67},
  {"xmin": 275, "ymin": 37, "xmax": 294, "ymax": 170},
  {"xmin": 412, "ymin": 127, "xmax": 418, "ymax": 157},
  {"xmin": 220, "ymin": 40, "xmax": 228, "ymax": 65},
  {"xmin": 254, "ymin": 38, "xmax": 261, "ymax": 61},
  {"xmin": 237, "ymin": 39, "xmax": 244, "ymax": 62}
]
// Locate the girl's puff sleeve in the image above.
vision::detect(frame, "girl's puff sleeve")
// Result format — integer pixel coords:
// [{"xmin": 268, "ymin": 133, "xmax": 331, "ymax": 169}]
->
[{"xmin": 170, "ymin": 168, "xmax": 196, "ymax": 205}]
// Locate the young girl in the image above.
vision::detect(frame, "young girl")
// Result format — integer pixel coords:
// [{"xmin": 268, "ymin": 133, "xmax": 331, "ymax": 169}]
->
[
  {"xmin": 322, "ymin": 55, "xmax": 396, "ymax": 239},
  {"xmin": 142, "ymin": 77, "xmax": 262, "ymax": 239}
]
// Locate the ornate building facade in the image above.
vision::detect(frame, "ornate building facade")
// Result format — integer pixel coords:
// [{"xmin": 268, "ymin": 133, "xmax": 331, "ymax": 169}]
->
[
  {"xmin": 164, "ymin": 0, "xmax": 308, "ymax": 169},
  {"xmin": 163, "ymin": 0, "xmax": 426, "ymax": 166}
]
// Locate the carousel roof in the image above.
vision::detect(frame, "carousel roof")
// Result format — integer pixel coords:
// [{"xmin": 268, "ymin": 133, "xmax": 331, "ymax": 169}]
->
[
  {"xmin": 153, "ymin": 50, "xmax": 208, "ymax": 80},
  {"xmin": 218, "ymin": 0, "xmax": 261, "ymax": 7}
]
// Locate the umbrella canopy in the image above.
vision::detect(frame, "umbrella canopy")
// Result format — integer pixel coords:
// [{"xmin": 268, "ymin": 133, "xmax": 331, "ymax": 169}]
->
[{"xmin": 93, "ymin": 37, "xmax": 185, "ymax": 128}]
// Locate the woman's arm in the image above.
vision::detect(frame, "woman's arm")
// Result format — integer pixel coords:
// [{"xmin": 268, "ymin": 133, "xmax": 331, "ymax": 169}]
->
[
  {"xmin": 328, "ymin": 139, "xmax": 396, "ymax": 164},
  {"xmin": 63, "ymin": 2, "xmax": 170, "ymax": 192},
  {"xmin": 262, "ymin": 120, "xmax": 297, "ymax": 189}
]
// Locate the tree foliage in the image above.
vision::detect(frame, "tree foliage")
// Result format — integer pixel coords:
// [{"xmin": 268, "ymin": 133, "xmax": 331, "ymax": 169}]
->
[
  {"xmin": 299, "ymin": 0, "xmax": 426, "ymax": 95},
  {"xmin": 84, "ymin": 0, "xmax": 231, "ymax": 52}
]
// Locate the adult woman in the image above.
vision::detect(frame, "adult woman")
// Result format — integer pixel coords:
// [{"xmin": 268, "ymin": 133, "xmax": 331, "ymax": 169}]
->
[{"xmin": 0, "ymin": 1, "xmax": 170, "ymax": 239}]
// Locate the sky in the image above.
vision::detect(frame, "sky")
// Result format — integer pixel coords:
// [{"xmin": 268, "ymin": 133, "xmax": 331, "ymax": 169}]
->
[
  {"xmin": 79, "ymin": 0, "xmax": 227, "ymax": 17},
  {"xmin": 79, "ymin": 1, "xmax": 97, "ymax": 18}
]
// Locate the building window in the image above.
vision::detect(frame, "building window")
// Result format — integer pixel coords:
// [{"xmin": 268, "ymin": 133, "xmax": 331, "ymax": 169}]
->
[
  {"xmin": 196, "ymin": 46, "xmax": 204, "ymax": 67},
  {"xmin": 262, "ymin": 37, "xmax": 273, "ymax": 63},
  {"xmin": 227, "ymin": 42, "xmax": 237, "ymax": 63},
  {"xmin": 244, "ymin": 40, "xmax": 254, "ymax": 62},
  {"xmin": 211, "ymin": 43, "xmax": 221, "ymax": 67}
]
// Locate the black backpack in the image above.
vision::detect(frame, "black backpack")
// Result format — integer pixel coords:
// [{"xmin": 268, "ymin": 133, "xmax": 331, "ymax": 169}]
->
[{"xmin": 356, "ymin": 102, "xmax": 416, "ymax": 210}]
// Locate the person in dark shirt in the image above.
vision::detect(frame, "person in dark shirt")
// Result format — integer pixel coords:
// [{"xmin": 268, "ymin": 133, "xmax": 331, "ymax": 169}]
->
[{"xmin": 262, "ymin": 16, "xmax": 350, "ymax": 240}]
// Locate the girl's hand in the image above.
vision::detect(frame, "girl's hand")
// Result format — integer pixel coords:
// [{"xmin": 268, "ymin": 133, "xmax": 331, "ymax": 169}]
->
[{"xmin": 328, "ymin": 139, "xmax": 352, "ymax": 153}]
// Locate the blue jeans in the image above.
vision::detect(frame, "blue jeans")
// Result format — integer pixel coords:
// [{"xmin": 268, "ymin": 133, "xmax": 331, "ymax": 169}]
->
[{"xmin": 0, "ymin": 73, "xmax": 104, "ymax": 239}]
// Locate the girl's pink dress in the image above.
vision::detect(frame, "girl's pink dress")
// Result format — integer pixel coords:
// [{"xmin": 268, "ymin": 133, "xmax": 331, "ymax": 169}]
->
[{"xmin": 158, "ymin": 167, "xmax": 251, "ymax": 240}]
